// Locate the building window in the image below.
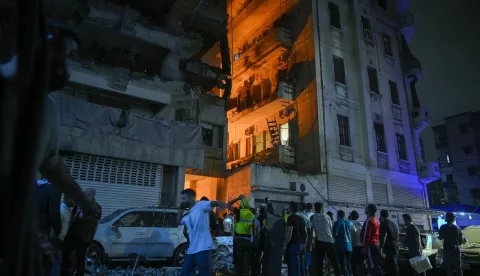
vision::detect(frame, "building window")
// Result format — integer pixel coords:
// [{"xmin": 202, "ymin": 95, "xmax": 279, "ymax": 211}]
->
[
  {"xmin": 361, "ymin": 17, "xmax": 373, "ymax": 41},
  {"xmin": 471, "ymin": 189, "xmax": 480, "ymax": 204},
  {"xmin": 328, "ymin": 2, "xmax": 341, "ymax": 30},
  {"xmin": 378, "ymin": 0, "xmax": 388, "ymax": 10},
  {"xmin": 246, "ymin": 136, "xmax": 253, "ymax": 156},
  {"xmin": 396, "ymin": 134, "xmax": 407, "ymax": 160},
  {"xmin": 382, "ymin": 34, "xmax": 393, "ymax": 57},
  {"xmin": 337, "ymin": 115, "xmax": 351, "ymax": 147},
  {"xmin": 202, "ymin": 124, "xmax": 223, "ymax": 148},
  {"xmin": 463, "ymin": 145, "xmax": 474, "ymax": 155},
  {"xmin": 389, "ymin": 81, "xmax": 399, "ymax": 105},
  {"xmin": 254, "ymin": 133, "xmax": 264, "ymax": 154},
  {"xmin": 459, "ymin": 124, "xmax": 470, "ymax": 134},
  {"xmin": 374, "ymin": 123, "xmax": 387, "ymax": 153},
  {"xmin": 468, "ymin": 166, "xmax": 479, "ymax": 177},
  {"xmin": 227, "ymin": 142, "xmax": 240, "ymax": 161},
  {"xmin": 333, "ymin": 55, "xmax": 346, "ymax": 85},
  {"xmin": 446, "ymin": 174, "xmax": 454, "ymax": 181},
  {"xmin": 368, "ymin": 67, "xmax": 379, "ymax": 93},
  {"xmin": 280, "ymin": 123, "xmax": 290, "ymax": 145}
]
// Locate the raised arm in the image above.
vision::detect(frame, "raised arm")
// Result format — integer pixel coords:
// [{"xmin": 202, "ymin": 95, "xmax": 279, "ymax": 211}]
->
[
  {"xmin": 211, "ymin": 201, "xmax": 234, "ymax": 212},
  {"xmin": 227, "ymin": 194, "xmax": 245, "ymax": 206}
]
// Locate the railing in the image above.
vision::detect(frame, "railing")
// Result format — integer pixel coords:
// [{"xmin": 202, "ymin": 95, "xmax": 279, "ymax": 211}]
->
[
  {"xmin": 377, "ymin": 151, "xmax": 389, "ymax": 170},
  {"xmin": 226, "ymin": 144, "xmax": 295, "ymax": 169},
  {"xmin": 392, "ymin": 104, "xmax": 403, "ymax": 126},
  {"xmin": 399, "ymin": 159, "xmax": 410, "ymax": 174},
  {"xmin": 339, "ymin": 145, "xmax": 354, "ymax": 162},
  {"xmin": 228, "ymin": 0, "xmax": 264, "ymax": 31}
]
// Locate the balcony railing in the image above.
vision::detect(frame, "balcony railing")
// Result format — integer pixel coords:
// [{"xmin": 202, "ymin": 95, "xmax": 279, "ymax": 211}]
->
[
  {"xmin": 377, "ymin": 151, "xmax": 389, "ymax": 170},
  {"xmin": 392, "ymin": 104, "xmax": 403, "ymax": 126},
  {"xmin": 228, "ymin": 0, "xmax": 264, "ymax": 31},
  {"xmin": 227, "ymin": 144, "xmax": 295, "ymax": 169},
  {"xmin": 339, "ymin": 145, "xmax": 354, "ymax": 162},
  {"xmin": 232, "ymin": 26, "xmax": 292, "ymax": 79},
  {"xmin": 399, "ymin": 159, "xmax": 410, "ymax": 174}
]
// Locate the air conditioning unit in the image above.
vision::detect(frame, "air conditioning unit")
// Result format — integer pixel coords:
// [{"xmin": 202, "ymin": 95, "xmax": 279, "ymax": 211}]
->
[
  {"xmin": 279, "ymin": 104, "xmax": 295, "ymax": 118},
  {"xmin": 290, "ymin": 182, "xmax": 306, "ymax": 192},
  {"xmin": 245, "ymin": 125, "xmax": 255, "ymax": 136}
]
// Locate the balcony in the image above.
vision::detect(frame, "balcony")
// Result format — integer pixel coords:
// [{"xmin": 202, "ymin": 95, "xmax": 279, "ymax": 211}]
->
[
  {"xmin": 67, "ymin": 61, "xmax": 173, "ymax": 105},
  {"xmin": 392, "ymin": 104, "xmax": 403, "ymax": 126},
  {"xmin": 377, "ymin": 152, "xmax": 389, "ymax": 170},
  {"xmin": 339, "ymin": 146, "xmax": 354, "ymax": 163},
  {"xmin": 205, "ymin": 147, "xmax": 223, "ymax": 160},
  {"xmin": 227, "ymin": 82, "xmax": 294, "ymax": 124},
  {"xmin": 411, "ymin": 107, "xmax": 429, "ymax": 131},
  {"xmin": 228, "ymin": 0, "xmax": 281, "ymax": 32},
  {"xmin": 227, "ymin": 144, "xmax": 295, "ymax": 170},
  {"xmin": 232, "ymin": 26, "xmax": 293, "ymax": 84},
  {"xmin": 418, "ymin": 162, "xmax": 440, "ymax": 183},
  {"xmin": 399, "ymin": 159, "xmax": 410, "ymax": 174}
]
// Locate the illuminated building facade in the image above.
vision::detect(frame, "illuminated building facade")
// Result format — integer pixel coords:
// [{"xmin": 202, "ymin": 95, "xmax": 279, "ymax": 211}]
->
[{"xmin": 222, "ymin": 0, "xmax": 439, "ymax": 228}]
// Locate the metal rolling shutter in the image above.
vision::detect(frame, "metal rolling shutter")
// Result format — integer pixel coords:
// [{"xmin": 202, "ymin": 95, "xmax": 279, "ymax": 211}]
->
[
  {"xmin": 63, "ymin": 152, "xmax": 163, "ymax": 217},
  {"xmin": 372, "ymin": 183, "xmax": 389, "ymax": 205},
  {"xmin": 391, "ymin": 185, "xmax": 424, "ymax": 207},
  {"xmin": 328, "ymin": 175, "xmax": 367, "ymax": 204}
]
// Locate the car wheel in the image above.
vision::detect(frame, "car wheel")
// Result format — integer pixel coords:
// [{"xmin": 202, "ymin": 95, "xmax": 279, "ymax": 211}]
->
[
  {"xmin": 173, "ymin": 243, "xmax": 188, "ymax": 267},
  {"xmin": 86, "ymin": 242, "xmax": 105, "ymax": 266}
]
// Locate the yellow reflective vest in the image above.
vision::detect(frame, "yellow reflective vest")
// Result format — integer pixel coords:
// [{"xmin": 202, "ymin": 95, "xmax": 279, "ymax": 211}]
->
[
  {"xmin": 235, "ymin": 208, "xmax": 255, "ymax": 235},
  {"xmin": 284, "ymin": 214, "xmax": 290, "ymax": 223}
]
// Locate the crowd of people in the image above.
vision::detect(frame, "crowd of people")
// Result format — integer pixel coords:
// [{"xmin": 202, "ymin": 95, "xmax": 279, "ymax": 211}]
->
[
  {"xmin": 180, "ymin": 190, "xmax": 466, "ymax": 276},
  {"xmin": 36, "ymin": 179, "xmax": 102, "ymax": 276}
]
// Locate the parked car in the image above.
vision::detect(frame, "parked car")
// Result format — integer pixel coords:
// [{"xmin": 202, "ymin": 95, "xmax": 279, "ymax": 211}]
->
[
  {"xmin": 458, "ymin": 225, "xmax": 480, "ymax": 270},
  {"xmin": 87, "ymin": 207, "xmax": 188, "ymax": 266}
]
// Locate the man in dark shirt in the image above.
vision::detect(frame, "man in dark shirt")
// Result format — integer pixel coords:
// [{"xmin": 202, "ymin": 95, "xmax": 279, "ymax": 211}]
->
[
  {"xmin": 380, "ymin": 210, "xmax": 399, "ymax": 276},
  {"xmin": 36, "ymin": 179, "xmax": 62, "ymax": 276},
  {"xmin": 283, "ymin": 202, "xmax": 307, "ymax": 276},
  {"xmin": 439, "ymin": 212, "xmax": 464, "ymax": 276},
  {"xmin": 402, "ymin": 214, "xmax": 425, "ymax": 276}
]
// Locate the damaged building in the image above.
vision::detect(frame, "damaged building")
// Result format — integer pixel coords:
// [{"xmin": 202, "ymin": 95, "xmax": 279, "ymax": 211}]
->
[
  {"xmin": 222, "ymin": 0, "xmax": 439, "ymax": 229},
  {"xmin": 0, "ymin": 0, "xmax": 440, "ymax": 229},
  {"xmin": 8, "ymin": 0, "xmax": 233, "ymax": 216}
]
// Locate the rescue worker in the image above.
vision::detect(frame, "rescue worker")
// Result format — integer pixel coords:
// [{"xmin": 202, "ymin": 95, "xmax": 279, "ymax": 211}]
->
[{"xmin": 229, "ymin": 194, "xmax": 255, "ymax": 276}]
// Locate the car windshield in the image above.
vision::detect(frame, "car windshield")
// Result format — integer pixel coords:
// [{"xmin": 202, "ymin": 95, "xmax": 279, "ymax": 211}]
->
[
  {"xmin": 462, "ymin": 225, "xmax": 480, "ymax": 248},
  {"xmin": 100, "ymin": 209, "xmax": 128, "ymax": 224}
]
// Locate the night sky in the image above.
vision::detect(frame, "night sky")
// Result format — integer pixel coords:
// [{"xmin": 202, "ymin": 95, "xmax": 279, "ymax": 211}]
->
[{"xmin": 409, "ymin": 0, "xmax": 480, "ymax": 162}]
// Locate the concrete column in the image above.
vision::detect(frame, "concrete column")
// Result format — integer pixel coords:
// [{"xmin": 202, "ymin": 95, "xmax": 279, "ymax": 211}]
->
[
  {"xmin": 386, "ymin": 179, "xmax": 394, "ymax": 205},
  {"xmin": 365, "ymin": 174, "xmax": 374, "ymax": 203},
  {"xmin": 175, "ymin": 167, "xmax": 186, "ymax": 207}
]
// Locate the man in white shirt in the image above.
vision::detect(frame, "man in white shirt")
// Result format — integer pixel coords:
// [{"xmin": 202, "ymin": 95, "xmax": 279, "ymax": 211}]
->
[
  {"xmin": 59, "ymin": 196, "xmax": 74, "ymax": 241},
  {"xmin": 179, "ymin": 189, "xmax": 233, "ymax": 276},
  {"xmin": 309, "ymin": 202, "xmax": 341, "ymax": 276}
]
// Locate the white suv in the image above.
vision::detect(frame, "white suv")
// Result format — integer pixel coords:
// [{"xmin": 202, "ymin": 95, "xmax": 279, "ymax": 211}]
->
[{"xmin": 88, "ymin": 207, "xmax": 188, "ymax": 265}]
